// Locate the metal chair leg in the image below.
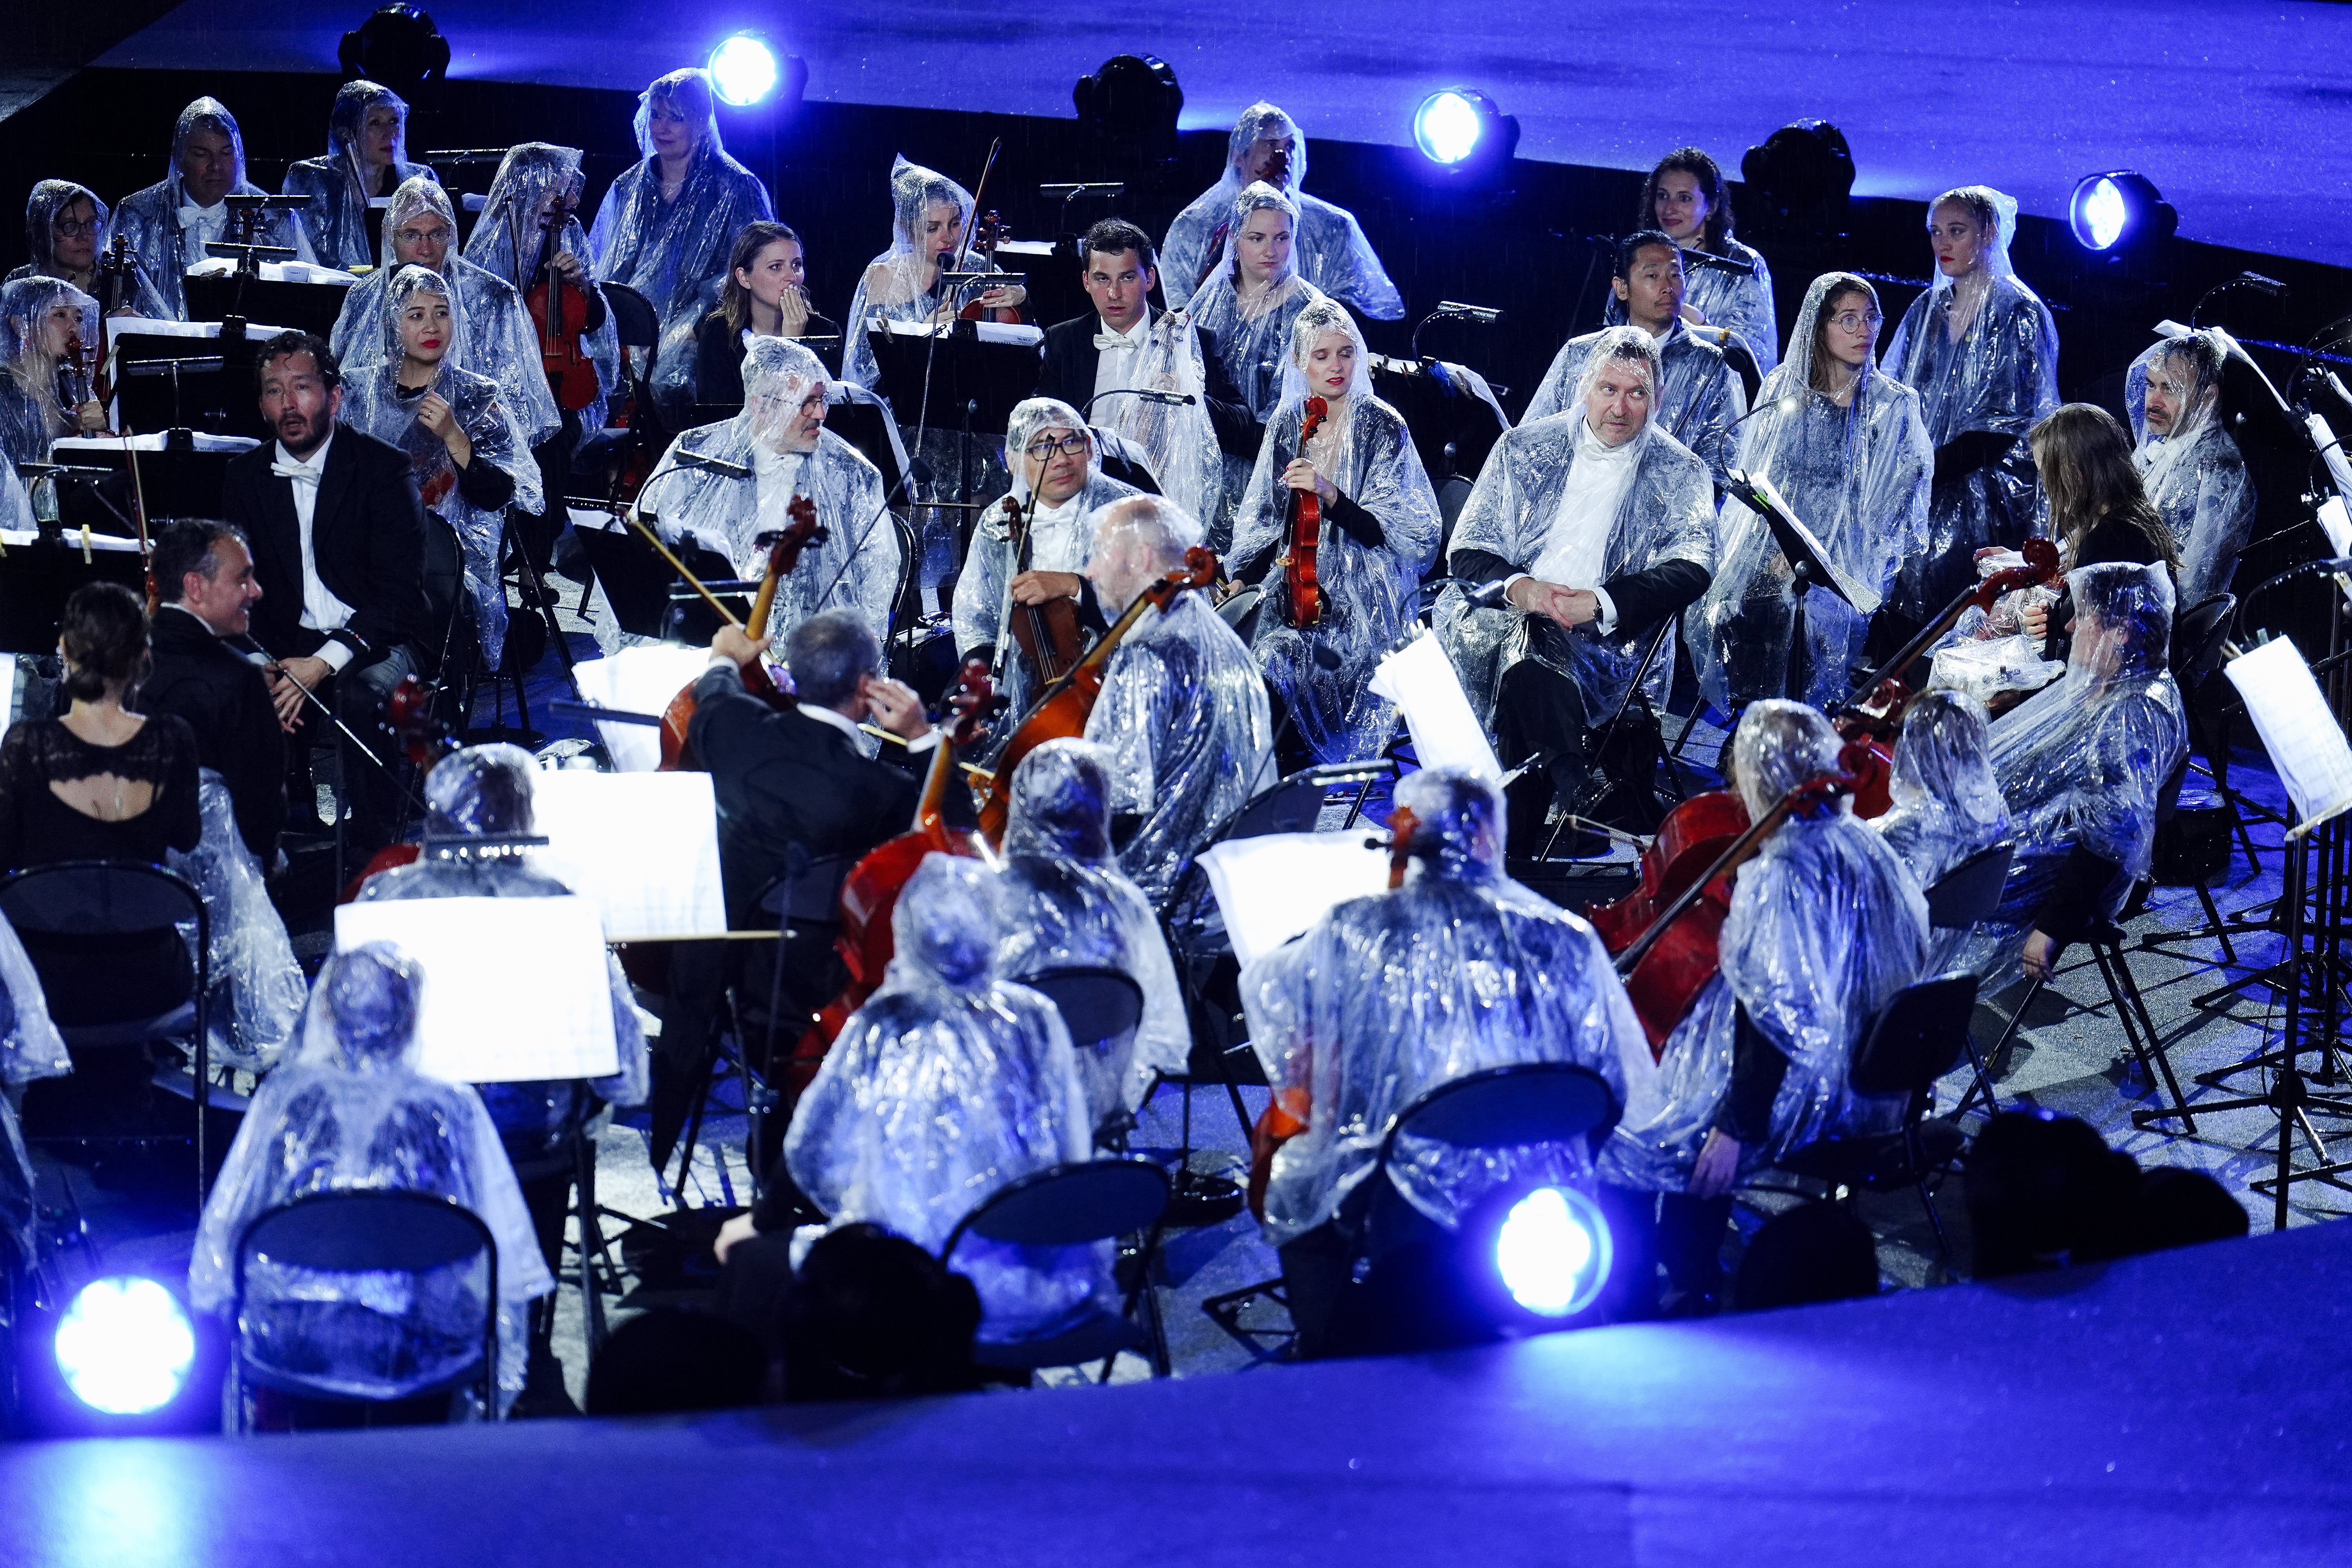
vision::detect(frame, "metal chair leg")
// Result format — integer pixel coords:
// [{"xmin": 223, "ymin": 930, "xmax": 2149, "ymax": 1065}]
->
[
  {"xmin": 1915, "ymin": 1181, "xmax": 1952, "ymax": 1261},
  {"xmin": 1957, "ymin": 975, "xmax": 2042, "ymax": 1117},
  {"xmin": 2096, "ymin": 942, "xmax": 2197, "ymax": 1134}
]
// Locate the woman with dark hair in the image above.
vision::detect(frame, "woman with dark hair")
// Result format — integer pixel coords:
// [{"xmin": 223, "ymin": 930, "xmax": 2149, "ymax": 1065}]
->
[
  {"xmin": 2017, "ymin": 403, "xmax": 2182, "ymax": 663},
  {"xmin": 1623, "ymin": 147, "xmax": 1779, "ymax": 375},
  {"xmin": 695, "ymin": 221, "xmax": 828, "ymax": 413}
]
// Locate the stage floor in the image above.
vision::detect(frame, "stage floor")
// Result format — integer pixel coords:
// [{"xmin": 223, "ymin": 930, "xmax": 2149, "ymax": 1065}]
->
[{"xmin": 87, "ymin": 0, "xmax": 2352, "ymax": 265}]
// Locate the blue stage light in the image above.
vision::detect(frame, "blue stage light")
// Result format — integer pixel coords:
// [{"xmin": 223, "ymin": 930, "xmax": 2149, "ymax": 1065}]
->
[
  {"xmin": 54, "ymin": 1277, "xmax": 197, "ymax": 1416},
  {"xmin": 1493, "ymin": 1186, "xmax": 1610, "ymax": 1318},
  {"xmin": 2067, "ymin": 171, "xmax": 2176, "ymax": 256},
  {"xmin": 710, "ymin": 34, "xmax": 781, "ymax": 109},
  {"xmin": 1414, "ymin": 91, "xmax": 1485, "ymax": 166}
]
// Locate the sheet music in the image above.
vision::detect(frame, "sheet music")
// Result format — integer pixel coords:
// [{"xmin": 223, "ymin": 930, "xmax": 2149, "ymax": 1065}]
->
[
  {"xmin": 54, "ymin": 433, "xmax": 258, "ymax": 454},
  {"xmin": 187, "ymin": 257, "xmax": 359, "ymax": 286},
  {"xmin": 529, "ymin": 770, "xmax": 728, "ymax": 941},
  {"xmin": 334, "ymin": 896, "xmax": 619, "ymax": 1083},
  {"xmin": 1745, "ymin": 472, "xmax": 1880, "ymax": 613},
  {"xmin": 572, "ymin": 644, "xmax": 711, "ymax": 772},
  {"xmin": 1200, "ymin": 831, "xmax": 1397, "ymax": 969},
  {"xmin": 1368, "ymin": 629, "xmax": 1505, "ymax": 783},
  {"xmin": 2225, "ymin": 637, "xmax": 2352, "ymax": 835},
  {"xmin": 873, "ymin": 314, "xmax": 1044, "ymax": 348}
]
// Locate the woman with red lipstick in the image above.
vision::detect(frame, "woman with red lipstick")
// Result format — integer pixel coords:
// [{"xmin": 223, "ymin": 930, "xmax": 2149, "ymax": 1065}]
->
[
  {"xmin": 1227, "ymin": 298, "xmax": 1441, "ymax": 768},
  {"xmin": 1879, "ymin": 185, "xmax": 2060, "ymax": 625},
  {"xmin": 339, "ymin": 265, "xmax": 542, "ymax": 672}
]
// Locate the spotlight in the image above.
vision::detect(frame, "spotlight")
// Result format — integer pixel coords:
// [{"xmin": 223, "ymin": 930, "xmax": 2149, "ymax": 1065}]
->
[
  {"xmin": 53, "ymin": 1277, "xmax": 196, "ymax": 1417},
  {"xmin": 338, "ymin": 5, "xmax": 450, "ymax": 100},
  {"xmin": 1410, "ymin": 89, "xmax": 1519, "ymax": 180},
  {"xmin": 1492, "ymin": 1187, "xmax": 1611, "ymax": 1319},
  {"xmin": 1073, "ymin": 55, "xmax": 1183, "ymax": 174},
  {"xmin": 2068, "ymin": 171, "xmax": 2176, "ymax": 255},
  {"xmin": 1740, "ymin": 119, "xmax": 1855, "ymax": 239},
  {"xmin": 709, "ymin": 33, "xmax": 780, "ymax": 109}
]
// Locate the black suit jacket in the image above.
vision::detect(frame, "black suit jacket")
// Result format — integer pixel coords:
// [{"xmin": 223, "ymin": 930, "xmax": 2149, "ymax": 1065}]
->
[
  {"xmin": 222, "ymin": 425, "xmax": 430, "ymax": 666},
  {"xmin": 137, "ymin": 607, "xmax": 287, "ymax": 860},
  {"xmin": 1036, "ymin": 312, "xmax": 1263, "ymax": 460}
]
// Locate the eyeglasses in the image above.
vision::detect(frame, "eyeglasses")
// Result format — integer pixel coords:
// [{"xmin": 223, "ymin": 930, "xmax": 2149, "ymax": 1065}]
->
[
  {"xmin": 1024, "ymin": 433, "xmax": 1089, "ymax": 461},
  {"xmin": 397, "ymin": 227, "xmax": 454, "ymax": 246},
  {"xmin": 52, "ymin": 218, "xmax": 97, "ymax": 238},
  {"xmin": 1828, "ymin": 310, "xmax": 1884, "ymax": 334}
]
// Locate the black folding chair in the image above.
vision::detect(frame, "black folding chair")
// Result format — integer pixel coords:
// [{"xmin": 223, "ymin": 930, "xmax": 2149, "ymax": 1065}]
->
[
  {"xmin": 1020, "ymin": 967, "xmax": 1146, "ymax": 1149},
  {"xmin": 941, "ymin": 1157, "xmax": 1172, "ymax": 1380},
  {"xmin": 230, "ymin": 1190, "xmax": 499, "ymax": 1430},
  {"xmin": 1780, "ymin": 973, "xmax": 1980, "ymax": 1259},
  {"xmin": 0, "ymin": 860, "xmax": 211, "ymax": 1209},
  {"xmin": 1923, "ymin": 841, "xmax": 2012, "ymax": 1112}
]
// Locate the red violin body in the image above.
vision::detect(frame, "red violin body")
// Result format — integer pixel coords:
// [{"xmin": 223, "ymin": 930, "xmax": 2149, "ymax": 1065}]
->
[{"xmin": 1281, "ymin": 396, "xmax": 1327, "ymax": 630}]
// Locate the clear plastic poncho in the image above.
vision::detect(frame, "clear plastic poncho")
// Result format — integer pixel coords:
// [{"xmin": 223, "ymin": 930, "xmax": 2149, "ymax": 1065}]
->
[
  {"xmin": 1687, "ymin": 275, "xmax": 1934, "ymax": 710},
  {"xmin": 632, "ymin": 335, "xmax": 897, "ymax": 652},
  {"xmin": 14, "ymin": 181, "xmax": 158, "ymax": 315},
  {"xmin": 463, "ymin": 143, "xmax": 620, "ymax": 441},
  {"xmin": 991, "ymin": 739, "xmax": 1188, "ymax": 1127},
  {"xmin": 1942, "ymin": 563, "xmax": 2187, "ymax": 982},
  {"xmin": 330, "ymin": 177, "xmax": 561, "ymax": 452},
  {"xmin": 0, "ymin": 274, "xmax": 97, "ymax": 466},
  {"xmin": 1604, "ymin": 702, "xmax": 1931, "ymax": 1191},
  {"xmin": 1879, "ymin": 188, "xmax": 2061, "ymax": 621},
  {"xmin": 1608, "ymin": 237, "xmax": 1781, "ymax": 377},
  {"xmin": 111, "ymin": 97, "xmax": 314, "ymax": 321},
  {"xmin": 588, "ymin": 68, "xmax": 775, "ymax": 423},
  {"xmin": 1870, "ymin": 688, "xmax": 2012, "ymax": 892},
  {"xmin": 1522, "ymin": 319, "xmax": 1747, "ymax": 485},
  {"xmin": 167, "ymin": 768, "xmax": 305, "ymax": 1071},
  {"xmin": 784, "ymin": 854, "xmax": 1109, "ymax": 1343},
  {"xmin": 1176, "ymin": 181, "xmax": 1329, "ymax": 545},
  {"xmin": 1083, "ymin": 589, "xmax": 1275, "ymax": 907},
  {"xmin": 1229, "ymin": 299, "xmax": 1442, "ymax": 764},
  {"xmin": 954, "ymin": 397, "xmax": 1142, "ymax": 719},
  {"xmin": 336, "ymin": 265, "xmax": 543, "ymax": 667},
  {"xmin": 1160, "ymin": 103, "xmax": 1402, "ymax": 321},
  {"xmin": 0, "ymin": 904, "xmax": 69, "ymax": 1265},
  {"xmin": 1243, "ymin": 768, "xmax": 1649, "ymax": 1246},
  {"xmin": 1085, "ymin": 303, "xmax": 1225, "ymax": 526},
  {"xmin": 189, "ymin": 944, "xmax": 555, "ymax": 1410},
  {"xmin": 1437, "ymin": 341, "xmax": 1719, "ymax": 734},
  {"xmin": 354, "ymin": 745, "xmax": 652, "ymax": 1145},
  {"xmin": 281, "ymin": 80, "xmax": 436, "ymax": 272},
  {"xmin": 2127, "ymin": 330, "xmax": 2255, "ymax": 607}
]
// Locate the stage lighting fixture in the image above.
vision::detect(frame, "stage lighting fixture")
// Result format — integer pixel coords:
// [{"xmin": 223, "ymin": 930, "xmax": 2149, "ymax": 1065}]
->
[
  {"xmin": 1410, "ymin": 89, "xmax": 1519, "ymax": 179},
  {"xmin": 1740, "ymin": 119, "xmax": 1855, "ymax": 237},
  {"xmin": 2068, "ymin": 171, "xmax": 2176, "ymax": 255},
  {"xmin": 710, "ymin": 34, "xmax": 781, "ymax": 109},
  {"xmin": 1492, "ymin": 1186, "xmax": 1611, "ymax": 1319},
  {"xmin": 53, "ymin": 1277, "xmax": 197, "ymax": 1417},
  {"xmin": 1073, "ymin": 55, "xmax": 1184, "ymax": 174},
  {"xmin": 338, "ymin": 5, "xmax": 450, "ymax": 99}
]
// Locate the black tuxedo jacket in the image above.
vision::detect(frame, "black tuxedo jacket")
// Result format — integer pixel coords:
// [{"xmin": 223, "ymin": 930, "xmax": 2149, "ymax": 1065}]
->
[
  {"xmin": 1036, "ymin": 312, "xmax": 1263, "ymax": 460},
  {"xmin": 221, "ymin": 425, "xmax": 430, "ymax": 665},
  {"xmin": 138, "ymin": 606, "xmax": 287, "ymax": 860}
]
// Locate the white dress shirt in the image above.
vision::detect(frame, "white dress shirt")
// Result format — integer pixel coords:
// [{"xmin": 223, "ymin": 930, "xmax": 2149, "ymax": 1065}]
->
[
  {"xmin": 178, "ymin": 200, "xmax": 228, "ymax": 272},
  {"xmin": 1091, "ymin": 307, "xmax": 1155, "ymax": 405},
  {"xmin": 274, "ymin": 432, "xmax": 358, "ymax": 671},
  {"xmin": 1022, "ymin": 487, "xmax": 1091, "ymax": 574},
  {"xmin": 1514, "ymin": 419, "xmax": 1639, "ymax": 635}
]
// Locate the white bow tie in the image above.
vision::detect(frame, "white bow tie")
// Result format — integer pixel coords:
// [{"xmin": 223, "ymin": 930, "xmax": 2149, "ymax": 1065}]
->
[
  {"xmin": 178, "ymin": 204, "xmax": 223, "ymax": 228},
  {"xmin": 271, "ymin": 461, "xmax": 323, "ymax": 487}
]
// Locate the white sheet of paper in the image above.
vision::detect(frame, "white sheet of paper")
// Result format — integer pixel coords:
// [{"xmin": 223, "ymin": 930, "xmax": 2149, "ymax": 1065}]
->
[
  {"xmin": 1200, "ymin": 831, "xmax": 1396, "ymax": 970},
  {"xmin": 333, "ymin": 897, "xmax": 619, "ymax": 1083},
  {"xmin": 1369, "ymin": 629, "xmax": 1504, "ymax": 784},
  {"xmin": 2225, "ymin": 637, "xmax": 2352, "ymax": 835},
  {"xmin": 529, "ymin": 770, "xmax": 727, "ymax": 941},
  {"xmin": 572, "ymin": 645, "xmax": 712, "ymax": 773}
]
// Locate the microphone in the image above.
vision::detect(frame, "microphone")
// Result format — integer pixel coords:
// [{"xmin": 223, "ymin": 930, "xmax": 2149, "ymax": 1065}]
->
[
  {"xmin": 1085, "ymin": 388, "xmax": 1196, "ymax": 411},
  {"xmin": 2236, "ymin": 271, "xmax": 2287, "ymax": 297},
  {"xmin": 123, "ymin": 356, "xmax": 225, "ymax": 376},
  {"xmin": 1726, "ymin": 392, "xmax": 1802, "ymax": 436},
  {"xmin": 675, "ymin": 450, "xmax": 752, "ymax": 479},
  {"xmin": 1463, "ymin": 577, "xmax": 1513, "ymax": 611}
]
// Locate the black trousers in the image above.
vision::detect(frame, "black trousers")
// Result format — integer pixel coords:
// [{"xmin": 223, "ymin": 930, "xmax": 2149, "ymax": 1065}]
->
[
  {"xmin": 284, "ymin": 644, "xmax": 415, "ymax": 851},
  {"xmin": 1494, "ymin": 659, "xmax": 1664, "ymax": 837},
  {"xmin": 523, "ymin": 410, "xmax": 583, "ymax": 574},
  {"xmin": 1597, "ymin": 1183, "xmax": 1735, "ymax": 1316},
  {"xmin": 1276, "ymin": 1172, "xmax": 1450, "ymax": 1360}
]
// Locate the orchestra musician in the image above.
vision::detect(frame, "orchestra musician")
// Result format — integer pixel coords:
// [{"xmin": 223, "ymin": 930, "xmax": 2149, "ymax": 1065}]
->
[
  {"xmin": 1601, "ymin": 701, "xmax": 1929, "ymax": 1316},
  {"xmin": 11, "ymin": 181, "xmax": 114, "ymax": 300},
  {"xmin": 1080, "ymin": 494, "xmax": 1274, "ymax": 906},
  {"xmin": 140, "ymin": 519, "xmax": 287, "ymax": 865},
  {"xmin": 1620, "ymin": 147, "xmax": 1780, "ymax": 376},
  {"xmin": 1226, "ymin": 297, "xmax": 1441, "ymax": 769},
  {"xmin": 953, "ymin": 396, "xmax": 1142, "ymax": 715},
  {"xmin": 0, "ymin": 276, "xmax": 105, "ymax": 464},
  {"xmin": 695, "ymin": 221, "xmax": 825, "ymax": 414},
  {"xmin": 282, "ymin": 80, "xmax": 438, "ymax": 272},
  {"xmin": 1034, "ymin": 218, "xmax": 1252, "ymax": 528},
  {"xmin": 2126, "ymin": 328, "xmax": 2255, "ymax": 607},
  {"xmin": 1869, "ymin": 687, "xmax": 2012, "ymax": 893},
  {"xmin": 112, "ymin": 97, "xmax": 315, "ymax": 322},
  {"xmin": 1437, "ymin": 325, "xmax": 1716, "ymax": 842},
  {"xmin": 1160, "ymin": 102, "xmax": 1403, "ymax": 322},
  {"xmin": 1243, "ymin": 766, "xmax": 1647, "ymax": 1356},
  {"xmin": 1523, "ymin": 230, "xmax": 1746, "ymax": 485}
]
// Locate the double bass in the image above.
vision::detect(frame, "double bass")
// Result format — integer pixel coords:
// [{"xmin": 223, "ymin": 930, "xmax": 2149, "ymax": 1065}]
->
[
  {"xmin": 1278, "ymin": 395, "xmax": 1328, "ymax": 629},
  {"xmin": 969, "ymin": 544, "xmax": 1221, "ymax": 846},
  {"xmin": 658, "ymin": 495, "xmax": 823, "ymax": 771},
  {"xmin": 524, "ymin": 193, "xmax": 599, "ymax": 414}
]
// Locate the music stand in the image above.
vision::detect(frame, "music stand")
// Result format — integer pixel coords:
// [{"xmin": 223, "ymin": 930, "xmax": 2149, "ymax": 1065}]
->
[
  {"xmin": 1724, "ymin": 468, "xmax": 1878, "ymax": 701},
  {"xmin": 869, "ymin": 319, "xmax": 1038, "ymax": 568},
  {"xmin": 824, "ymin": 398, "xmax": 907, "ymax": 503},
  {"xmin": 569, "ymin": 517, "xmax": 745, "ymax": 644},
  {"xmin": 186, "ymin": 273, "xmax": 352, "ymax": 340},
  {"xmin": 51, "ymin": 434, "xmax": 256, "ymax": 535},
  {"xmin": 0, "ymin": 529, "xmax": 148, "ymax": 654},
  {"xmin": 113, "ymin": 328, "xmax": 273, "ymax": 440}
]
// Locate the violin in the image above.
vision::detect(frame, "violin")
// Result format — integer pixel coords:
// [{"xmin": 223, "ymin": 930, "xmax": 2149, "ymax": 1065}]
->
[
  {"xmin": 1599, "ymin": 742, "xmax": 1873, "ymax": 1056},
  {"xmin": 1279, "ymin": 395, "xmax": 1328, "ymax": 630},
  {"xmin": 658, "ymin": 495, "xmax": 824, "ymax": 771},
  {"xmin": 793, "ymin": 660, "xmax": 998, "ymax": 1091},
  {"xmin": 955, "ymin": 210, "xmax": 1024, "ymax": 326},
  {"xmin": 1830, "ymin": 535, "xmax": 2064, "ymax": 817},
  {"xmin": 969, "ymin": 544, "xmax": 1221, "ymax": 847},
  {"xmin": 525, "ymin": 193, "xmax": 599, "ymax": 414},
  {"xmin": 56, "ymin": 329, "xmax": 94, "ymax": 421},
  {"xmin": 337, "ymin": 674, "xmax": 460, "ymax": 900},
  {"xmin": 997, "ymin": 495, "xmax": 1084, "ymax": 686}
]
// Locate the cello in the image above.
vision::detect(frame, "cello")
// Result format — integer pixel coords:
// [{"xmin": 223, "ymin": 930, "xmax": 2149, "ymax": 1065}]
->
[
  {"xmin": 524, "ymin": 192, "xmax": 599, "ymax": 414},
  {"xmin": 969, "ymin": 544, "xmax": 1221, "ymax": 846},
  {"xmin": 658, "ymin": 494, "xmax": 824, "ymax": 770},
  {"xmin": 994, "ymin": 494, "xmax": 1084, "ymax": 685},
  {"xmin": 1278, "ymin": 394, "xmax": 1328, "ymax": 629}
]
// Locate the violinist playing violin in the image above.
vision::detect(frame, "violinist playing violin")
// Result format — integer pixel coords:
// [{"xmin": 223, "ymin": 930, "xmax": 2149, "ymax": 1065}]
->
[
  {"xmin": 0, "ymin": 277, "xmax": 107, "ymax": 470},
  {"xmin": 1226, "ymin": 299, "xmax": 1440, "ymax": 771},
  {"xmin": 1599, "ymin": 701, "xmax": 1927, "ymax": 1317},
  {"xmin": 953, "ymin": 397, "xmax": 1142, "ymax": 713}
]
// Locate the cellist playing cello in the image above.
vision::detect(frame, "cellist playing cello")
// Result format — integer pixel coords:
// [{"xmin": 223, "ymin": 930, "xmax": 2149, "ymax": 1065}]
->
[{"xmin": 1598, "ymin": 700, "xmax": 1928, "ymax": 1318}]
